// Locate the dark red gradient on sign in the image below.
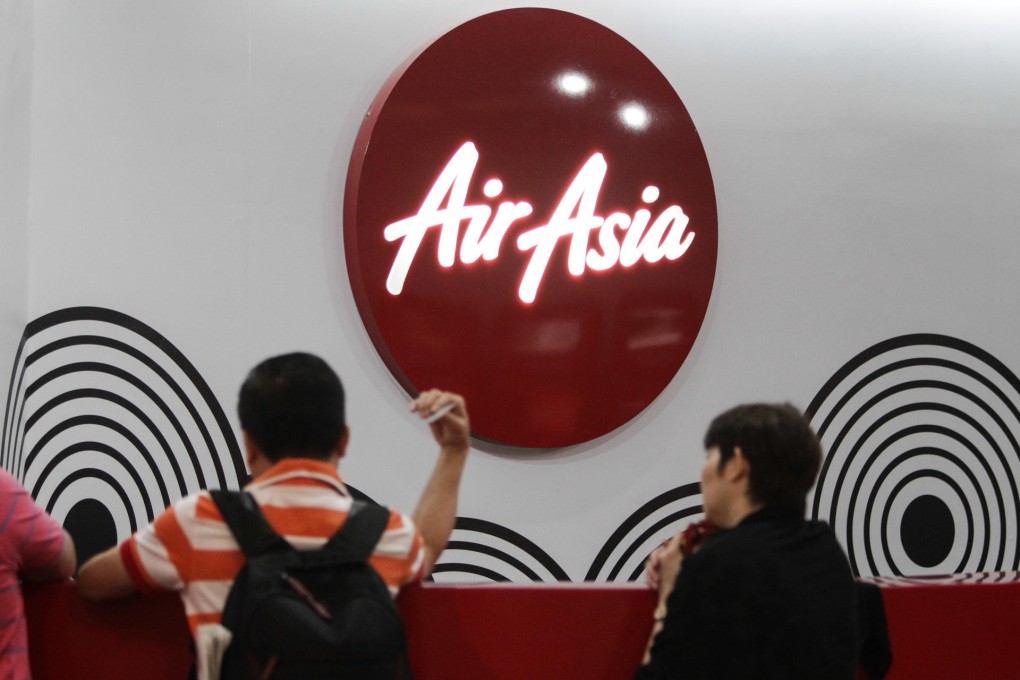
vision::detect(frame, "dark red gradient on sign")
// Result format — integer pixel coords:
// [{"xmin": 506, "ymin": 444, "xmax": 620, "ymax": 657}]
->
[{"xmin": 345, "ymin": 9, "xmax": 716, "ymax": 448}]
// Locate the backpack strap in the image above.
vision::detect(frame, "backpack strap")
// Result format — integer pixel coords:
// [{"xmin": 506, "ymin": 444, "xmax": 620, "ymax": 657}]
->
[
  {"xmin": 322, "ymin": 501, "xmax": 390, "ymax": 562},
  {"xmin": 209, "ymin": 489, "xmax": 293, "ymax": 558}
]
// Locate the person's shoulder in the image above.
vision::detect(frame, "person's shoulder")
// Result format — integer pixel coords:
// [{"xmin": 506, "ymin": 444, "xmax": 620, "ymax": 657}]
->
[
  {"xmin": 802, "ymin": 519, "xmax": 855, "ymax": 564},
  {"xmin": 799, "ymin": 518, "xmax": 847, "ymax": 548},
  {"xmin": 689, "ymin": 514, "xmax": 807, "ymax": 565},
  {"xmin": 336, "ymin": 493, "xmax": 417, "ymax": 543},
  {"xmin": 148, "ymin": 489, "xmax": 217, "ymax": 530},
  {"xmin": 683, "ymin": 530, "xmax": 741, "ymax": 573},
  {"xmin": 697, "ymin": 520, "xmax": 771, "ymax": 557},
  {"xmin": 0, "ymin": 468, "xmax": 29, "ymax": 509},
  {"xmin": 176, "ymin": 489, "xmax": 213, "ymax": 511},
  {"xmin": 802, "ymin": 516, "xmax": 835, "ymax": 532},
  {"xmin": 380, "ymin": 506, "xmax": 417, "ymax": 535},
  {"xmin": 342, "ymin": 498, "xmax": 417, "ymax": 537},
  {"xmin": 0, "ymin": 467, "xmax": 20, "ymax": 490}
]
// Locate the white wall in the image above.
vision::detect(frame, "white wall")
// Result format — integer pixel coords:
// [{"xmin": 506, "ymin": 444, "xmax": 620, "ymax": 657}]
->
[
  {"xmin": 9, "ymin": 0, "xmax": 1020, "ymax": 580},
  {"xmin": 0, "ymin": 0, "xmax": 31, "ymax": 412}
]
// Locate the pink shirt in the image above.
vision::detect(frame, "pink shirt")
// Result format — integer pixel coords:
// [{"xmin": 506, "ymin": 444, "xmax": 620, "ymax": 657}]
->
[{"xmin": 0, "ymin": 469, "xmax": 66, "ymax": 680}]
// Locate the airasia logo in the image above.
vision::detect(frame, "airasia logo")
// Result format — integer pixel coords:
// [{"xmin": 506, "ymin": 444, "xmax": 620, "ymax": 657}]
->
[
  {"xmin": 385, "ymin": 142, "xmax": 695, "ymax": 304},
  {"xmin": 345, "ymin": 8, "xmax": 717, "ymax": 448}
]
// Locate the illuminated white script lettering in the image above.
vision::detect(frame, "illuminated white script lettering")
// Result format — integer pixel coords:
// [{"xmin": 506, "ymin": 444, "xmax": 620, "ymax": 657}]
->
[{"xmin": 383, "ymin": 142, "xmax": 695, "ymax": 304}]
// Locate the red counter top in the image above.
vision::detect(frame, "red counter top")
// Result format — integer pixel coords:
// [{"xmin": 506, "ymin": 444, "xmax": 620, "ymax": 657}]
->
[{"xmin": 23, "ymin": 575, "xmax": 1020, "ymax": 679}]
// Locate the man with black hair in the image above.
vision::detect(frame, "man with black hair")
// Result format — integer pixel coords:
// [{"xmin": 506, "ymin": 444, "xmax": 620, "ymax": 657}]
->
[
  {"xmin": 77, "ymin": 352, "xmax": 469, "ymax": 638},
  {"xmin": 637, "ymin": 403, "xmax": 859, "ymax": 679}
]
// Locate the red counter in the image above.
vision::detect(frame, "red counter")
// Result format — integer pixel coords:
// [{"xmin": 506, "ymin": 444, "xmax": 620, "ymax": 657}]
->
[{"xmin": 23, "ymin": 575, "xmax": 1020, "ymax": 679}]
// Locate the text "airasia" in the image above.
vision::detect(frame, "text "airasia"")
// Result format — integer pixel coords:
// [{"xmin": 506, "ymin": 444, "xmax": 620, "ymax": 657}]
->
[{"xmin": 383, "ymin": 142, "xmax": 695, "ymax": 304}]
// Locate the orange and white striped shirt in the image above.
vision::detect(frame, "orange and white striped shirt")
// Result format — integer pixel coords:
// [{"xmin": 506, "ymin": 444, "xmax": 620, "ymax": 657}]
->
[{"xmin": 121, "ymin": 458, "xmax": 424, "ymax": 636}]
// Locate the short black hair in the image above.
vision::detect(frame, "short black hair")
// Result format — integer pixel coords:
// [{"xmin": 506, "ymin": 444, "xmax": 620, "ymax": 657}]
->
[
  {"xmin": 703, "ymin": 403, "xmax": 822, "ymax": 515},
  {"xmin": 237, "ymin": 352, "xmax": 346, "ymax": 462}
]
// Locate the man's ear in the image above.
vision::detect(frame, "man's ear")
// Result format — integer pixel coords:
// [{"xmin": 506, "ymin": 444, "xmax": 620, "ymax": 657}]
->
[
  {"xmin": 725, "ymin": 446, "xmax": 751, "ymax": 482},
  {"xmin": 336, "ymin": 426, "xmax": 350, "ymax": 460},
  {"xmin": 243, "ymin": 432, "xmax": 282, "ymax": 478},
  {"xmin": 242, "ymin": 431, "xmax": 262, "ymax": 470}
]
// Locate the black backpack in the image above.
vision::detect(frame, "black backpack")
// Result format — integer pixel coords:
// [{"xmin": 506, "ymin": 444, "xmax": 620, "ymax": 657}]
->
[{"xmin": 209, "ymin": 490, "xmax": 412, "ymax": 680}]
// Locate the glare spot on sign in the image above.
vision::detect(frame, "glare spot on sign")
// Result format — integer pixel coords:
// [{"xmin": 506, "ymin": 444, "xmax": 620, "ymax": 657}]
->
[
  {"xmin": 557, "ymin": 71, "xmax": 591, "ymax": 96},
  {"xmin": 620, "ymin": 103, "xmax": 650, "ymax": 130}
]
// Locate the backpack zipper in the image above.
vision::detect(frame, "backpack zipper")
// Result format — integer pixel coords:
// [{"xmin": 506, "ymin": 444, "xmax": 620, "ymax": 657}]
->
[{"xmin": 281, "ymin": 572, "xmax": 333, "ymax": 620}]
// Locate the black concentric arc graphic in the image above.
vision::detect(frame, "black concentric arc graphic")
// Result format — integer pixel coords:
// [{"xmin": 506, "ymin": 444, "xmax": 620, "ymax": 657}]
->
[
  {"xmin": 586, "ymin": 483, "xmax": 703, "ymax": 582},
  {"xmin": 807, "ymin": 333, "xmax": 1020, "ymax": 578},
  {"xmin": 864, "ymin": 571, "xmax": 1020, "ymax": 587},
  {"xmin": 2, "ymin": 307, "xmax": 246, "ymax": 561},
  {"xmin": 429, "ymin": 517, "xmax": 569, "ymax": 583}
]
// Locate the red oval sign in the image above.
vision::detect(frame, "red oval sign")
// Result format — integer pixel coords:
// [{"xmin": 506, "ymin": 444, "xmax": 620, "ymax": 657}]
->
[{"xmin": 345, "ymin": 8, "xmax": 717, "ymax": 448}]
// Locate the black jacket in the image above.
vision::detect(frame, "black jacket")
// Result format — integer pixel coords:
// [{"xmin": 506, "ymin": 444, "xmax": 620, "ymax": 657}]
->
[{"xmin": 636, "ymin": 507, "xmax": 859, "ymax": 679}]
